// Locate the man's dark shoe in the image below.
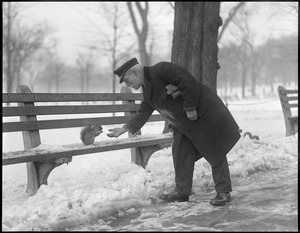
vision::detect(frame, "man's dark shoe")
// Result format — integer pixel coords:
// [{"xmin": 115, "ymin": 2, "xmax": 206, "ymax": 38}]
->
[
  {"xmin": 210, "ymin": 192, "xmax": 231, "ymax": 206},
  {"xmin": 159, "ymin": 191, "xmax": 189, "ymax": 202}
]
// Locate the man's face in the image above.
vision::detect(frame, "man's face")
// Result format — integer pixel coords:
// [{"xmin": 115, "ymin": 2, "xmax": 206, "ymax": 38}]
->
[{"xmin": 123, "ymin": 70, "xmax": 142, "ymax": 90}]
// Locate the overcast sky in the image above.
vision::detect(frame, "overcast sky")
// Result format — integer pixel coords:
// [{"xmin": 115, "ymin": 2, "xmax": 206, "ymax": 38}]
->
[{"xmin": 19, "ymin": 2, "xmax": 298, "ymax": 67}]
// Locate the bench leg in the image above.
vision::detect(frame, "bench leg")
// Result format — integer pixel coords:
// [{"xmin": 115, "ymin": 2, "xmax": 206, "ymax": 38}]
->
[
  {"xmin": 136, "ymin": 146, "xmax": 160, "ymax": 168},
  {"xmin": 136, "ymin": 141, "xmax": 172, "ymax": 168},
  {"xmin": 26, "ymin": 162, "xmax": 39, "ymax": 195},
  {"xmin": 26, "ymin": 158, "xmax": 72, "ymax": 196},
  {"xmin": 289, "ymin": 122, "xmax": 298, "ymax": 136},
  {"xmin": 286, "ymin": 122, "xmax": 293, "ymax": 136}
]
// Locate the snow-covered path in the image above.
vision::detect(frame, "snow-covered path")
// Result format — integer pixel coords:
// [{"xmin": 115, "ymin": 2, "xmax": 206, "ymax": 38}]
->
[
  {"xmin": 69, "ymin": 136, "xmax": 299, "ymax": 232},
  {"xmin": 104, "ymin": 165, "xmax": 297, "ymax": 232}
]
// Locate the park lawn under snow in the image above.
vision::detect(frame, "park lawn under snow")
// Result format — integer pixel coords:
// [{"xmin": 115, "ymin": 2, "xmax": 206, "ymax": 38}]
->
[{"xmin": 2, "ymin": 97, "xmax": 298, "ymax": 231}]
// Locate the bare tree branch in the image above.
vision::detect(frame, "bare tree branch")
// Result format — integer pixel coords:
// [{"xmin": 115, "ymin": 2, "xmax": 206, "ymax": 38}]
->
[
  {"xmin": 127, "ymin": 2, "xmax": 140, "ymax": 36},
  {"xmin": 3, "ymin": 2, "xmax": 54, "ymax": 92},
  {"xmin": 127, "ymin": 1, "xmax": 150, "ymax": 65},
  {"xmin": 168, "ymin": 2, "xmax": 174, "ymax": 9},
  {"xmin": 218, "ymin": 2, "xmax": 245, "ymax": 42}
]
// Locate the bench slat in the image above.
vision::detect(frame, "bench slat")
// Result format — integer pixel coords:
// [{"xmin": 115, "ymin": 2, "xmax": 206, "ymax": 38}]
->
[
  {"xmin": 282, "ymin": 96, "xmax": 298, "ymax": 101},
  {"xmin": 283, "ymin": 103, "xmax": 298, "ymax": 108},
  {"xmin": 279, "ymin": 89, "xmax": 298, "ymax": 95},
  {"xmin": 2, "ymin": 133, "xmax": 173, "ymax": 165},
  {"xmin": 288, "ymin": 116, "xmax": 298, "ymax": 122},
  {"xmin": 3, "ymin": 114, "xmax": 165, "ymax": 132},
  {"xmin": 3, "ymin": 104, "xmax": 141, "ymax": 116},
  {"xmin": 2, "ymin": 93, "xmax": 144, "ymax": 103}
]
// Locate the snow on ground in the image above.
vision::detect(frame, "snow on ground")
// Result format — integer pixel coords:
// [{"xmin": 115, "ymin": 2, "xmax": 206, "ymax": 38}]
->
[{"xmin": 2, "ymin": 97, "xmax": 298, "ymax": 231}]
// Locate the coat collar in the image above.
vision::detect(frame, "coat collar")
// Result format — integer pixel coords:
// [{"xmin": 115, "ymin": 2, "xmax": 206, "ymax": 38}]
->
[{"xmin": 142, "ymin": 66, "xmax": 152, "ymax": 101}]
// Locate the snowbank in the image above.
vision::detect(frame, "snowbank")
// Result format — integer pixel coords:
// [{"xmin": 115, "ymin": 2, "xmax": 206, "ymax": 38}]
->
[{"xmin": 2, "ymin": 133, "xmax": 297, "ymax": 231}]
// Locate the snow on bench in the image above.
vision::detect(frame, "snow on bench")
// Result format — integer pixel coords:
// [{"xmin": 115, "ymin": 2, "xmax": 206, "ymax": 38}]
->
[{"xmin": 3, "ymin": 133, "xmax": 173, "ymax": 165}]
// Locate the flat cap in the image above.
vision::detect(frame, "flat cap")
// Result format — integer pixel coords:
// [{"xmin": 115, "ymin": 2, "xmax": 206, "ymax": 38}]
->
[{"xmin": 113, "ymin": 58, "xmax": 138, "ymax": 83}]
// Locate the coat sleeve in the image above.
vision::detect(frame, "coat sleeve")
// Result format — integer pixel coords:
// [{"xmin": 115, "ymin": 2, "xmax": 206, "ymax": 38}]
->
[
  {"xmin": 160, "ymin": 62, "xmax": 200, "ymax": 111},
  {"xmin": 125, "ymin": 100, "xmax": 155, "ymax": 134}
]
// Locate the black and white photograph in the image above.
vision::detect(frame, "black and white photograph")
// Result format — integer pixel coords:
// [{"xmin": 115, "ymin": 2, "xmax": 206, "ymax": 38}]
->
[{"xmin": 2, "ymin": 2, "xmax": 298, "ymax": 231}]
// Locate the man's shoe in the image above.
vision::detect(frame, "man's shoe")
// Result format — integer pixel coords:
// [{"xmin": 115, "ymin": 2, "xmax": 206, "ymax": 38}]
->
[
  {"xmin": 210, "ymin": 192, "xmax": 231, "ymax": 206},
  {"xmin": 159, "ymin": 191, "xmax": 189, "ymax": 202}
]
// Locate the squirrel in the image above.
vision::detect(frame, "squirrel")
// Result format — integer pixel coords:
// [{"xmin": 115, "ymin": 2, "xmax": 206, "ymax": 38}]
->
[
  {"xmin": 80, "ymin": 122, "xmax": 103, "ymax": 145},
  {"xmin": 243, "ymin": 131, "xmax": 259, "ymax": 141}
]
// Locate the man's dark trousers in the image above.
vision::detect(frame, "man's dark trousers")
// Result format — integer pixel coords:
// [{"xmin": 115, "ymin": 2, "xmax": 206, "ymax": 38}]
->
[{"xmin": 172, "ymin": 128, "xmax": 232, "ymax": 196}]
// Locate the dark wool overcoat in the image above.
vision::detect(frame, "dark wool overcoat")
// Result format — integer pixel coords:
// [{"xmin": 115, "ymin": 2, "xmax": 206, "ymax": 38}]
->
[{"xmin": 126, "ymin": 62, "xmax": 241, "ymax": 167}]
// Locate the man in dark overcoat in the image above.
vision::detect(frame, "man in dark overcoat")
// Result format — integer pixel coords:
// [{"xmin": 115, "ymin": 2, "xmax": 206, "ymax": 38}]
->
[{"xmin": 107, "ymin": 58, "xmax": 241, "ymax": 206}]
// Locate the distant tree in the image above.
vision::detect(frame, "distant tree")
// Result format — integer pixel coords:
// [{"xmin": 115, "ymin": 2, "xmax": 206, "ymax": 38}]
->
[
  {"xmin": 2, "ymin": 2, "xmax": 53, "ymax": 93},
  {"xmin": 231, "ymin": 8, "xmax": 255, "ymax": 98},
  {"xmin": 33, "ymin": 37, "xmax": 70, "ymax": 93},
  {"xmin": 39, "ymin": 57, "xmax": 66, "ymax": 93},
  {"xmin": 75, "ymin": 2, "xmax": 135, "ymax": 93},
  {"xmin": 248, "ymin": 43, "xmax": 269, "ymax": 96},
  {"xmin": 263, "ymin": 38, "xmax": 278, "ymax": 93},
  {"xmin": 52, "ymin": 59, "xmax": 65, "ymax": 93},
  {"xmin": 76, "ymin": 47, "xmax": 96, "ymax": 93},
  {"xmin": 22, "ymin": 49, "xmax": 51, "ymax": 92},
  {"xmin": 264, "ymin": 36, "xmax": 298, "ymax": 89},
  {"xmin": 100, "ymin": 2, "xmax": 135, "ymax": 93},
  {"xmin": 127, "ymin": 2, "xmax": 150, "ymax": 66},
  {"xmin": 218, "ymin": 43, "xmax": 240, "ymax": 98},
  {"xmin": 236, "ymin": 40, "xmax": 249, "ymax": 98}
]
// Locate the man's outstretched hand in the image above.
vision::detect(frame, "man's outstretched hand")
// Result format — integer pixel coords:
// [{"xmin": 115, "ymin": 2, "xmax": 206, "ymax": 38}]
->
[{"xmin": 107, "ymin": 127, "xmax": 127, "ymax": 138}]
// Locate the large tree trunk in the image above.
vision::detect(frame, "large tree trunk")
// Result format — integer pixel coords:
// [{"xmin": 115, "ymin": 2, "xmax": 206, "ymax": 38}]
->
[
  {"xmin": 171, "ymin": 2, "xmax": 221, "ymax": 93},
  {"xmin": 163, "ymin": 2, "xmax": 221, "ymax": 133}
]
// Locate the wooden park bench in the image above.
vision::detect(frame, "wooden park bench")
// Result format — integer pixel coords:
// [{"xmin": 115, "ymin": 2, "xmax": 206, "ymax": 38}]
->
[
  {"xmin": 2, "ymin": 85, "xmax": 173, "ymax": 195},
  {"xmin": 277, "ymin": 85, "xmax": 298, "ymax": 136}
]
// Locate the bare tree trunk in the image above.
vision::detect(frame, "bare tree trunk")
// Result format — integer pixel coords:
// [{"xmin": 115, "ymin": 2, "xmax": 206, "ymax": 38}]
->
[
  {"xmin": 163, "ymin": 2, "xmax": 221, "ymax": 133},
  {"xmin": 270, "ymin": 75, "xmax": 275, "ymax": 94},
  {"xmin": 171, "ymin": 2, "xmax": 221, "ymax": 92},
  {"xmin": 47, "ymin": 78, "xmax": 52, "ymax": 93},
  {"xmin": 85, "ymin": 63, "xmax": 91, "ymax": 93},
  {"xmin": 251, "ymin": 70, "xmax": 257, "ymax": 96},
  {"xmin": 202, "ymin": 2, "xmax": 222, "ymax": 92},
  {"xmin": 127, "ymin": 2, "xmax": 150, "ymax": 66},
  {"xmin": 241, "ymin": 66, "xmax": 247, "ymax": 98},
  {"xmin": 4, "ymin": 2, "xmax": 13, "ymax": 93},
  {"xmin": 80, "ymin": 69, "xmax": 85, "ymax": 93},
  {"xmin": 54, "ymin": 63, "xmax": 64, "ymax": 93},
  {"xmin": 3, "ymin": 2, "xmax": 52, "ymax": 93}
]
